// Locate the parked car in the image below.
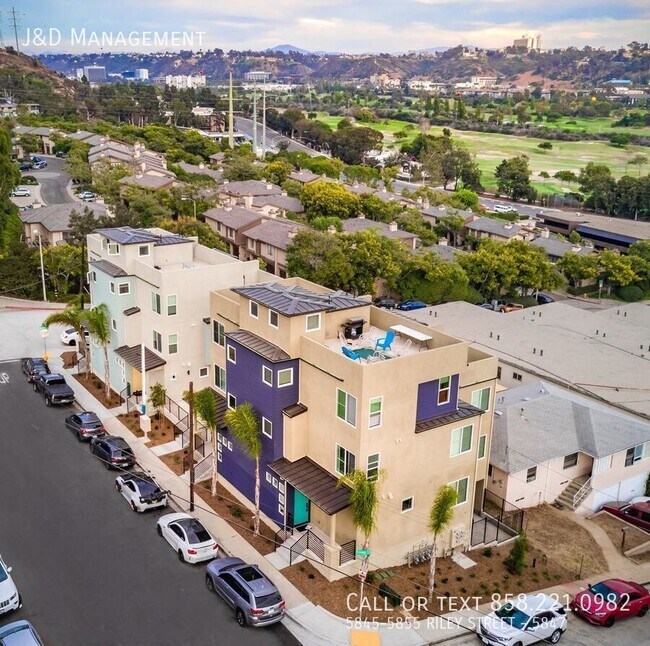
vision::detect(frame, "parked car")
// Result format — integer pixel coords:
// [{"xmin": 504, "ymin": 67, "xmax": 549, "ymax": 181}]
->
[
  {"xmin": 30, "ymin": 156, "xmax": 43, "ymax": 163},
  {"xmin": 78, "ymin": 191, "xmax": 96, "ymax": 202},
  {"xmin": 55, "ymin": 151, "xmax": 67, "ymax": 158},
  {"xmin": 32, "ymin": 373, "xmax": 75, "ymax": 406},
  {"xmin": 499, "ymin": 303, "xmax": 525, "ymax": 313},
  {"xmin": 0, "ymin": 621, "xmax": 44, "ymax": 645},
  {"xmin": 478, "ymin": 593, "xmax": 567, "ymax": 645},
  {"xmin": 536, "ymin": 293, "xmax": 555, "ymax": 305},
  {"xmin": 630, "ymin": 496, "xmax": 650, "ymax": 505},
  {"xmin": 397, "ymin": 299, "xmax": 427, "ymax": 311},
  {"xmin": 372, "ymin": 297, "xmax": 397, "ymax": 309},
  {"xmin": 19, "ymin": 162, "xmax": 33, "ymax": 171},
  {"xmin": 21, "ymin": 357, "xmax": 50, "ymax": 383},
  {"xmin": 205, "ymin": 557, "xmax": 285, "ymax": 628},
  {"xmin": 60, "ymin": 327, "xmax": 89, "ymax": 346},
  {"xmin": 0, "ymin": 554, "xmax": 20, "ymax": 616},
  {"xmin": 600, "ymin": 500, "xmax": 650, "ymax": 532},
  {"xmin": 65, "ymin": 411, "xmax": 106, "ymax": 441},
  {"xmin": 478, "ymin": 303, "xmax": 494, "ymax": 310},
  {"xmin": 90, "ymin": 435, "xmax": 136, "ymax": 470},
  {"xmin": 570, "ymin": 578, "xmax": 650, "ymax": 626},
  {"xmin": 494, "ymin": 204, "xmax": 518, "ymax": 214},
  {"xmin": 157, "ymin": 512, "xmax": 219, "ymax": 563},
  {"xmin": 115, "ymin": 472, "xmax": 168, "ymax": 513},
  {"xmin": 10, "ymin": 187, "xmax": 31, "ymax": 197},
  {"xmin": 32, "ymin": 160, "xmax": 47, "ymax": 170}
]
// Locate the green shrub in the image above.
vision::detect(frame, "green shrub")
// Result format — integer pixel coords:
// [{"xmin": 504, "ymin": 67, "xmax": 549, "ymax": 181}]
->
[
  {"xmin": 504, "ymin": 534, "xmax": 530, "ymax": 575},
  {"xmin": 229, "ymin": 505, "xmax": 243, "ymax": 519},
  {"xmin": 616, "ymin": 285, "xmax": 644, "ymax": 302}
]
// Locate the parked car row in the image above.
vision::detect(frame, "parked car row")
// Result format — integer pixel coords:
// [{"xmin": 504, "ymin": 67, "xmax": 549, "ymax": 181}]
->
[{"xmin": 372, "ymin": 297, "xmax": 428, "ymax": 311}]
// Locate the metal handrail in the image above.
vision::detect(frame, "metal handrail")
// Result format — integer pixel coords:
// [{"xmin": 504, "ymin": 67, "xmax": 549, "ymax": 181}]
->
[
  {"xmin": 289, "ymin": 532, "xmax": 309, "ymax": 565},
  {"xmin": 274, "ymin": 526, "xmax": 294, "ymax": 548},
  {"xmin": 573, "ymin": 476, "xmax": 592, "ymax": 508},
  {"xmin": 339, "ymin": 539, "xmax": 356, "ymax": 565},
  {"xmin": 307, "ymin": 531, "xmax": 325, "ymax": 562}
]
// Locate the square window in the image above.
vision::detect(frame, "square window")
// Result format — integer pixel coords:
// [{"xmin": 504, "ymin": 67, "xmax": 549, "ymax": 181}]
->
[
  {"xmin": 262, "ymin": 365, "xmax": 273, "ymax": 386},
  {"xmin": 269, "ymin": 310, "xmax": 279, "ymax": 328},
  {"xmin": 625, "ymin": 444, "xmax": 644, "ymax": 467},
  {"xmin": 450, "ymin": 425, "xmax": 473, "ymax": 457},
  {"xmin": 138, "ymin": 244, "xmax": 150, "ymax": 256},
  {"xmin": 227, "ymin": 441, "xmax": 232, "ymax": 450},
  {"xmin": 335, "ymin": 444, "xmax": 356, "ymax": 475},
  {"xmin": 266, "ymin": 472, "xmax": 272, "ymax": 483},
  {"xmin": 151, "ymin": 291, "xmax": 161, "ymax": 314},
  {"xmin": 306, "ymin": 313, "xmax": 321, "ymax": 332},
  {"xmin": 118, "ymin": 282, "xmax": 130, "ymax": 295},
  {"xmin": 278, "ymin": 493, "xmax": 285, "ymax": 505},
  {"xmin": 167, "ymin": 295, "xmax": 177, "ymax": 316},
  {"xmin": 563, "ymin": 452, "xmax": 578, "ymax": 469},
  {"xmin": 401, "ymin": 497, "xmax": 413, "ymax": 513},
  {"xmin": 262, "ymin": 417, "xmax": 272, "ymax": 439},
  {"xmin": 278, "ymin": 503, "xmax": 285, "ymax": 515},
  {"xmin": 217, "ymin": 451, "xmax": 222, "ymax": 462},
  {"xmin": 336, "ymin": 389, "xmax": 357, "ymax": 426},
  {"xmin": 152, "ymin": 330, "xmax": 162, "ymax": 352},
  {"xmin": 249, "ymin": 301, "xmax": 259, "ymax": 318},
  {"xmin": 279, "ymin": 481, "xmax": 285, "ymax": 493},
  {"xmin": 471, "ymin": 387, "xmax": 491, "ymax": 411},
  {"xmin": 199, "ymin": 367, "xmax": 209, "ymax": 378},
  {"xmin": 227, "ymin": 345, "xmax": 236, "ymax": 364},
  {"xmin": 450, "ymin": 477, "xmax": 469, "ymax": 505},
  {"xmin": 366, "ymin": 453, "xmax": 380, "ymax": 481},
  {"xmin": 213, "ymin": 321, "xmax": 225, "ymax": 346},
  {"xmin": 478, "ymin": 435, "xmax": 487, "ymax": 460},
  {"xmin": 526, "ymin": 467, "xmax": 537, "ymax": 483},
  {"xmin": 107, "ymin": 242, "xmax": 120, "ymax": 255},
  {"xmin": 438, "ymin": 375, "xmax": 451, "ymax": 404},
  {"xmin": 277, "ymin": 368, "xmax": 293, "ymax": 388},
  {"xmin": 513, "ymin": 372, "xmax": 522, "ymax": 382},
  {"xmin": 214, "ymin": 365, "xmax": 226, "ymax": 391},
  {"xmin": 227, "ymin": 393, "xmax": 237, "ymax": 409},
  {"xmin": 272, "ymin": 477, "xmax": 278, "ymax": 488},
  {"xmin": 369, "ymin": 397, "xmax": 382, "ymax": 428},
  {"xmin": 168, "ymin": 333, "xmax": 178, "ymax": 354}
]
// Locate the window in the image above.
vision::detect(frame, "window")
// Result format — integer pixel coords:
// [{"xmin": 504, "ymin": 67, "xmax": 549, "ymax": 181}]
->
[
  {"xmin": 267, "ymin": 243, "xmax": 274, "ymax": 255},
  {"xmin": 167, "ymin": 295, "xmax": 177, "ymax": 316},
  {"xmin": 262, "ymin": 365, "xmax": 273, "ymax": 386},
  {"xmin": 401, "ymin": 497, "xmax": 414, "ymax": 513},
  {"xmin": 199, "ymin": 367, "xmax": 209, "ymax": 378},
  {"xmin": 471, "ymin": 387, "xmax": 491, "ymax": 411},
  {"xmin": 625, "ymin": 444, "xmax": 645, "ymax": 467},
  {"xmin": 111, "ymin": 318, "xmax": 117, "ymax": 331},
  {"xmin": 151, "ymin": 291, "xmax": 161, "ymax": 314},
  {"xmin": 227, "ymin": 345, "xmax": 236, "ymax": 364},
  {"xmin": 226, "ymin": 227, "xmax": 234, "ymax": 239},
  {"xmin": 118, "ymin": 282, "xmax": 130, "ymax": 295},
  {"xmin": 152, "ymin": 330, "xmax": 162, "ymax": 352},
  {"xmin": 369, "ymin": 397, "xmax": 382, "ymax": 428},
  {"xmin": 478, "ymin": 435, "xmax": 487, "ymax": 460},
  {"xmin": 249, "ymin": 301, "xmax": 259, "ymax": 318},
  {"xmin": 109, "ymin": 282, "xmax": 115, "ymax": 294},
  {"xmin": 449, "ymin": 477, "xmax": 469, "ymax": 505},
  {"xmin": 336, "ymin": 389, "xmax": 357, "ymax": 426},
  {"xmin": 269, "ymin": 310, "xmax": 279, "ymax": 328},
  {"xmin": 450, "ymin": 425, "xmax": 473, "ymax": 457},
  {"xmin": 227, "ymin": 393, "xmax": 237, "ymax": 409},
  {"xmin": 266, "ymin": 472, "xmax": 272, "ymax": 484},
  {"xmin": 366, "ymin": 453, "xmax": 380, "ymax": 481},
  {"xmin": 438, "ymin": 375, "xmax": 451, "ymax": 404},
  {"xmin": 336, "ymin": 445, "xmax": 356, "ymax": 475},
  {"xmin": 513, "ymin": 372, "xmax": 523, "ymax": 382},
  {"xmin": 277, "ymin": 368, "xmax": 293, "ymax": 388},
  {"xmin": 138, "ymin": 244, "xmax": 150, "ymax": 256},
  {"xmin": 526, "ymin": 466, "xmax": 537, "ymax": 483},
  {"xmin": 107, "ymin": 242, "xmax": 120, "ymax": 255},
  {"xmin": 248, "ymin": 238, "xmax": 255, "ymax": 250},
  {"xmin": 168, "ymin": 333, "xmax": 178, "ymax": 354},
  {"xmin": 488, "ymin": 464, "xmax": 493, "ymax": 478},
  {"xmin": 496, "ymin": 367, "xmax": 502, "ymax": 380},
  {"xmin": 89, "ymin": 271, "xmax": 96, "ymax": 283},
  {"xmin": 306, "ymin": 313, "xmax": 321, "ymax": 332},
  {"xmin": 563, "ymin": 452, "xmax": 579, "ymax": 469},
  {"xmin": 214, "ymin": 365, "xmax": 226, "ymax": 391},
  {"xmin": 262, "ymin": 417, "xmax": 272, "ymax": 439},
  {"xmin": 213, "ymin": 320, "xmax": 225, "ymax": 346}
]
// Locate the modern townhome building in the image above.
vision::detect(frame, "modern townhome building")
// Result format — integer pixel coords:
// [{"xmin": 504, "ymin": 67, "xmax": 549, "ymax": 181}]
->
[
  {"xmin": 489, "ymin": 381, "xmax": 650, "ymax": 513},
  {"xmin": 87, "ymin": 226, "xmax": 269, "ymax": 403},
  {"xmin": 209, "ymin": 278, "xmax": 498, "ymax": 576}
]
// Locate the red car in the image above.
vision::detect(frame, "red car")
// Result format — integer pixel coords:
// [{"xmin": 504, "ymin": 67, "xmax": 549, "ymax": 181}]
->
[
  {"xmin": 571, "ymin": 579, "xmax": 650, "ymax": 626},
  {"xmin": 601, "ymin": 500, "xmax": 650, "ymax": 532}
]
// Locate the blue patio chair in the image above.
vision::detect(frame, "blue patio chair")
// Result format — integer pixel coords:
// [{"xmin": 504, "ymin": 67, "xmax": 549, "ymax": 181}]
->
[
  {"xmin": 375, "ymin": 330, "xmax": 395, "ymax": 351},
  {"xmin": 342, "ymin": 346, "xmax": 362, "ymax": 362}
]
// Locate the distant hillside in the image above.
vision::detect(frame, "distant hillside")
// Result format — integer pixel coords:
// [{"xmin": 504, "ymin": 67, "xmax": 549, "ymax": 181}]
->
[{"xmin": 267, "ymin": 44, "xmax": 312, "ymax": 55}]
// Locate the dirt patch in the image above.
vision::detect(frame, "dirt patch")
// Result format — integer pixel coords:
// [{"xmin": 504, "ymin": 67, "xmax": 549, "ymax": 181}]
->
[
  {"xmin": 116, "ymin": 411, "xmax": 145, "ymax": 438},
  {"xmin": 283, "ymin": 542, "xmax": 577, "ymax": 621},
  {"xmin": 61, "ymin": 350, "xmax": 78, "ymax": 369},
  {"xmin": 590, "ymin": 513, "xmax": 650, "ymax": 555},
  {"xmin": 145, "ymin": 414, "xmax": 178, "ymax": 447},
  {"xmin": 159, "ymin": 447, "xmax": 194, "ymax": 476},
  {"xmin": 524, "ymin": 505, "xmax": 608, "ymax": 577},
  {"xmin": 72, "ymin": 373, "xmax": 122, "ymax": 409},
  {"xmin": 195, "ymin": 481, "xmax": 277, "ymax": 556}
]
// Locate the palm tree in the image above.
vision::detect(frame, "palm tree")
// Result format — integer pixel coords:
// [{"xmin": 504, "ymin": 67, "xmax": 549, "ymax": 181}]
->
[
  {"xmin": 84, "ymin": 303, "xmax": 111, "ymax": 402},
  {"xmin": 428, "ymin": 485, "xmax": 458, "ymax": 599},
  {"xmin": 43, "ymin": 306, "xmax": 89, "ymax": 378},
  {"xmin": 224, "ymin": 403, "xmax": 262, "ymax": 535},
  {"xmin": 194, "ymin": 388, "xmax": 219, "ymax": 496}
]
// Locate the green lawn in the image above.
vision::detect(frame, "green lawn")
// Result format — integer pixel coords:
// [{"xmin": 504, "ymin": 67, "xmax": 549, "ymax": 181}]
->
[{"xmin": 539, "ymin": 116, "xmax": 650, "ymax": 137}]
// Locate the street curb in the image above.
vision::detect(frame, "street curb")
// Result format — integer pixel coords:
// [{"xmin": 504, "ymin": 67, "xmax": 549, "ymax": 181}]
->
[{"xmin": 4, "ymin": 306, "xmax": 67, "ymax": 311}]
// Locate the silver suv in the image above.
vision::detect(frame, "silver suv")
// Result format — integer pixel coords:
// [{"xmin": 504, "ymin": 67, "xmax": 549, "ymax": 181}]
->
[{"xmin": 205, "ymin": 557, "xmax": 285, "ymax": 627}]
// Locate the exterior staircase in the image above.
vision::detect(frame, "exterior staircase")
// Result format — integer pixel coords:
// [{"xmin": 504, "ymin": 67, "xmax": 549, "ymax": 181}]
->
[{"xmin": 554, "ymin": 474, "xmax": 592, "ymax": 510}]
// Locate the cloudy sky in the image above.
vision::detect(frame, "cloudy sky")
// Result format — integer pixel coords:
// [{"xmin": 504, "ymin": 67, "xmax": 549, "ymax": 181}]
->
[{"xmin": 12, "ymin": 0, "xmax": 649, "ymax": 53}]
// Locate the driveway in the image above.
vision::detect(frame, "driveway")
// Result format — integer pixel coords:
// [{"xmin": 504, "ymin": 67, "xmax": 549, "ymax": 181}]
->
[{"xmin": 24, "ymin": 156, "xmax": 73, "ymax": 205}]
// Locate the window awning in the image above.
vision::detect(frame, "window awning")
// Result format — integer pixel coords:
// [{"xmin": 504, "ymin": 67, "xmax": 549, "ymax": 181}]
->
[{"xmin": 114, "ymin": 345, "xmax": 166, "ymax": 372}]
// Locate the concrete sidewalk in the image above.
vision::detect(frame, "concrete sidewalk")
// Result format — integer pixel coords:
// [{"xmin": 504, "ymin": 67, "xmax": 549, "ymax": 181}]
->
[{"xmin": 54, "ymin": 358, "xmax": 650, "ymax": 646}]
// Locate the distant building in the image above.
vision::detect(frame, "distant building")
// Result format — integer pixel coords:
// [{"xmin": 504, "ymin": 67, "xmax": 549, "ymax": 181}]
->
[
  {"xmin": 369, "ymin": 73, "xmax": 401, "ymax": 89},
  {"xmin": 134, "ymin": 69, "xmax": 149, "ymax": 81},
  {"xmin": 244, "ymin": 71, "xmax": 272, "ymax": 83},
  {"xmin": 470, "ymin": 76, "xmax": 498, "ymax": 88},
  {"xmin": 153, "ymin": 75, "xmax": 206, "ymax": 89},
  {"xmin": 513, "ymin": 33, "xmax": 541, "ymax": 51},
  {"xmin": 83, "ymin": 66, "xmax": 106, "ymax": 84}
]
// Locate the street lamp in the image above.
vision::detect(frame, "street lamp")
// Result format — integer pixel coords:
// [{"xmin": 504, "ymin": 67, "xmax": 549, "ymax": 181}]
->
[
  {"xmin": 32, "ymin": 228, "xmax": 47, "ymax": 302},
  {"xmin": 180, "ymin": 197, "xmax": 197, "ymax": 219}
]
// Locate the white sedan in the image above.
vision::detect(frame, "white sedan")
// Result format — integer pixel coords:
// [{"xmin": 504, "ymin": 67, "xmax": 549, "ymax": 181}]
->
[
  {"xmin": 0, "ymin": 554, "xmax": 20, "ymax": 616},
  {"xmin": 60, "ymin": 327, "xmax": 89, "ymax": 346},
  {"xmin": 156, "ymin": 512, "xmax": 220, "ymax": 563},
  {"xmin": 115, "ymin": 472, "xmax": 168, "ymax": 513}
]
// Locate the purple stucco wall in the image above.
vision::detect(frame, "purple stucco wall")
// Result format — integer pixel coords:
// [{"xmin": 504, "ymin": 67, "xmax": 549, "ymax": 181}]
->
[
  {"xmin": 219, "ymin": 337, "xmax": 299, "ymax": 526},
  {"xmin": 416, "ymin": 374, "xmax": 459, "ymax": 422}
]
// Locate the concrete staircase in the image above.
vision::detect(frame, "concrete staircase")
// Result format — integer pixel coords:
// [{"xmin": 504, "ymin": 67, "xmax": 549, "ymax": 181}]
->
[{"xmin": 554, "ymin": 474, "xmax": 591, "ymax": 510}]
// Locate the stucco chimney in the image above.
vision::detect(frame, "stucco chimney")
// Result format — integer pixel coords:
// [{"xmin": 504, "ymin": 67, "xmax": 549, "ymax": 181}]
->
[
  {"xmin": 438, "ymin": 238, "xmax": 448, "ymax": 246},
  {"xmin": 266, "ymin": 183, "xmax": 273, "ymax": 190},
  {"xmin": 224, "ymin": 206, "xmax": 232, "ymax": 212},
  {"xmin": 358, "ymin": 213, "xmax": 365, "ymax": 220},
  {"xmin": 388, "ymin": 221, "xmax": 398, "ymax": 231},
  {"xmin": 540, "ymin": 227, "xmax": 550, "ymax": 239},
  {"xmin": 288, "ymin": 227, "xmax": 299, "ymax": 239},
  {"xmin": 244, "ymin": 194, "xmax": 253, "ymax": 210},
  {"xmin": 327, "ymin": 225, "xmax": 337, "ymax": 234}
]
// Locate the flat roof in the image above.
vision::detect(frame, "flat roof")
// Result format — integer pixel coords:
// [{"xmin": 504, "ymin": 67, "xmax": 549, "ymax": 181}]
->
[
  {"xmin": 95, "ymin": 227, "xmax": 190, "ymax": 246},
  {"xmin": 540, "ymin": 212, "xmax": 650, "ymax": 241}
]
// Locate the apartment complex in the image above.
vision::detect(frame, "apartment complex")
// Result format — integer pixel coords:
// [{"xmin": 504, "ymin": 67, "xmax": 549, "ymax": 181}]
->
[
  {"xmin": 209, "ymin": 278, "xmax": 498, "ymax": 574},
  {"xmin": 87, "ymin": 226, "xmax": 269, "ymax": 402}
]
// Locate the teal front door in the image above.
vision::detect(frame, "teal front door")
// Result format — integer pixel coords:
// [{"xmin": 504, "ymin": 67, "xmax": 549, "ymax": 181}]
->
[{"xmin": 293, "ymin": 489, "xmax": 310, "ymax": 528}]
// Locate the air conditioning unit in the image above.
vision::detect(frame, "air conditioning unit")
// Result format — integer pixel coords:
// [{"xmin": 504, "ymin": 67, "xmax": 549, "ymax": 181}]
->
[{"xmin": 450, "ymin": 526, "xmax": 467, "ymax": 548}]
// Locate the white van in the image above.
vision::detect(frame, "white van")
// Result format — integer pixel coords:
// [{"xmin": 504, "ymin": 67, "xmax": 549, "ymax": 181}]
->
[{"xmin": 494, "ymin": 204, "xmax": 518, "ymax": 214}]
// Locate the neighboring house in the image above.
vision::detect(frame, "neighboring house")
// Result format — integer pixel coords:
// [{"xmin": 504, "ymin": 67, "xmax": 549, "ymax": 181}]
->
[
  {"xmin": 86, "ymin": 226, "xmax": 270, "ymax": 403},
  {"xmin": 240, "ymin": 219, "xmax": 310, "ymax": 277},
  {"xmin": 288, "ymin": 170, "xmax": 323, "ymax": 185},
  {"xmin": 89, "ymin": 140, "xmax": 174, "ymax": 180},
  {"xmin": 218, "ymin": 180, "xmax": 283, "ymax": 209},
  {"xmin": 65, "ymin": 130, "xmax": 104, "ymax": 147},
  {"xmin": 209, "ymin": 278, "xmax": 498, "ymax": 576},
  {"xmin": 420, "ymin": 204, "xmax": 474, "ymax": 228},
  {"xmin": 175, "ymin": 161, "xmax": 222, "ymax": 182},
  {"xmin": 251, "ymin": 194, "xmax": 305, "ymax": 217},
  {"xmin": 13, "ymin": 125, "xmax": 57, "ymax": 155},
  {"xmin": 530, "ymin": 233, "xmax": 594, "ymax": 263},
  {"xmin": 464, "ymin": 216, "xmax": 534, "ymax": 243},
  {"xmin": 20, "ymin": 202, "xmax": 107, "ymax": 246},
  {"xmin": 345, "ymin": 183, "xmax": 376, "ymax": 196},
  {"xmin": 489, "ymin": 381, "xmax": 650, "ymax": 513},
  {"xmin": 118, "ymin": 174, "xmax": 179, "ymax": 193},
  {"xmin": 342, "ymin": 215, "xmax": 421, "ymax": 250},
  {"xmin": 419, "ymin": 242, "xmax": 467, "ymax": 262},
  {"xmin": 203, "ymin": 206, "xmax": 266, "ymax": 257},
  {"xmin": 209, "ymin": 152, "xmax": 226, "ymax": 165}
]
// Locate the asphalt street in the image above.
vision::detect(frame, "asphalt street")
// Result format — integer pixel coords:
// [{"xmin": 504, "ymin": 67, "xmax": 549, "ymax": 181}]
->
[
  {"xmin": 24, "ymin": 156, "xmax": 73, "ymax": 205},
  {"xmin": 235, "ymin": 117, "xmax": 325, "ymax": 157},
  {"xmin": 0, "ymin": 359, "xmax": 299, "ymax": 646}
]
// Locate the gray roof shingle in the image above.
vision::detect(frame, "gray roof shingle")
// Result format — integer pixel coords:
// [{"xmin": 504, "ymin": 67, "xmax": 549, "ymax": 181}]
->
[
  {"xmin": 203, "ymin": 206, "xmax": 264, "ymax": 230},
  {"xmin": 251, "ymin": 194, "xmax": 304, "ymax": 213},
  {"xmin": 220, "ymin": 180, "xmax": 283, "ymax": 197},
  {"xmin": 466, "ymin": 217, "xmax": 522, "ymax": 238},
  {"xmin": 226, "ymin": 330, "xmax": 290, "ymax": 363},
  {"xmin": 415, "ymin": 401, "xmax": 484, "ymax": 434},
  {"xmin": 89, "ymin": 259, "xmax": 127, "ymax": 278},
  {"xmin": 114, "ymin": 345, "xmax": 166, "ymax": 371},
  {"xmin": 530, "ymin": 237, "xmax": 593, "ymax": 259},
  {"xmin": 242, "ymin": 219, "xmax": 309, "ymax": 251},
  {"xmin": 342, "ymin": 217, "xmax": 419, "ymax": 241},
  {"xmin": 20, "ymin": 202, "xmax": 106, "ymax": 233}
]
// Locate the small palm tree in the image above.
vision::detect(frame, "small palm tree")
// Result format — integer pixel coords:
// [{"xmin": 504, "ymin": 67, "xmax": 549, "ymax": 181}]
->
[
  {"xmin": 194, "ymin": 388, "xmax": 219, "ymax": 496},
  {"xmin": 337, "ymin": 469, "xmax": 381, "ymax": 555},
  {"xmin": 224, "ymin": 403, "xmax": 262, "ymax": 535},
  {"xmin": 43, "ymin": 306, "xmax": 89, "ymax": 377},
  {"xmin": 84, "ymin": 303, "xmax": 112, "ymax": 402},
  {"xmin": 428, "ymin": 485, "xmax": 457, "ymax": 599}
]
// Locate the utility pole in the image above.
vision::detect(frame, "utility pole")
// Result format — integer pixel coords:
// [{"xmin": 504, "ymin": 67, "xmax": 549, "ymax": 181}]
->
[
  {"xmin": 33, "ymin": 229, "xmax": 46, "ymax": 301},
  {"xmin": 252, "ymin": 79, "xmax": 258, "ymax": 157},
  {"xmin": 188, "ymin": 380, "xmax": 195, "ymax": 512},
  {"xmin": 228, "ymin": 70, "xmax": 234, "ymax": 149},
  {"xmin": 262, "ymin": 80, "xmax": 267, "ymax": 160},
  {"xmin": 11, "ymin": 6, "xmax": 19, "ymax": 53},
  {"xmin": 80, "ymin": 237, "xmax": 85, "ymax": 309}
]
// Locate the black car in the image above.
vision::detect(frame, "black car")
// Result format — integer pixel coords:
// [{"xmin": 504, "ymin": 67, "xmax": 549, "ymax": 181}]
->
[
  {"xmin": 32, "ymin": 373, "xmax": 75, "ymax": 406},
  {"xmin": 90, "ymin": 435, "xmax": 135, "ymax": 470},
  {"xmin": 19, "ymin": 162, "xmax": 33, "ymax": 171},
  {"xmin": 372, "ymin": 297, "xmax": 397, "ymax": 309},
  {"xmin": 21, "ymin": 357, "xmax": 50, "ymax": 383},
  {"xmin": 536, "ymin": 293, "xmax": 555, "ymax": 305},
  {"xmin": 65, "ymin": 411, "xmax": 106, "ymax": 441}
]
